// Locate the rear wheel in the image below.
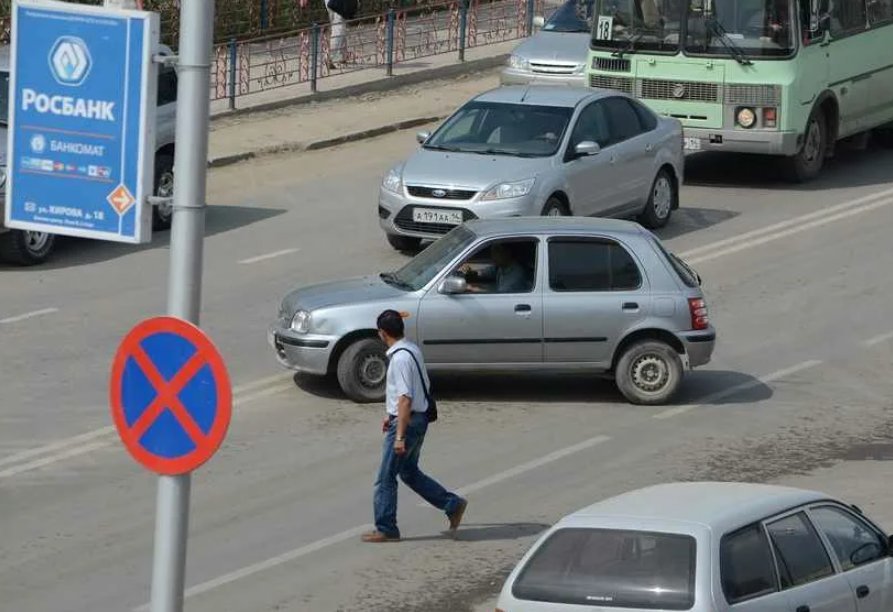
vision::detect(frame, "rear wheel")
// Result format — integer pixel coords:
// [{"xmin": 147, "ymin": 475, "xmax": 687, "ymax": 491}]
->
[
  {"xmin": 0, "ymin": 229, "xmax": 56, "ymax": 265},
  {"xmin": 638, "ymin": 169, "xmax": 676, "ymax": 229},
  {"xmin": 336, "ymin": 337, "xmax": 388, "ymax": 403},
  {"xmin": 152, "ymin": 154, "xmax": 175, "ymax": 231},
  {"xmin": 386, "ymin": 233, "xmax": 421, "ymax": 253},
  {"xmin": 785, "ymin": 111, "xmax": 827, "ymax": 182},
  {"xmin": 615, "ymin": 340, "xmax": 683, "ymax": 405},
  {"xmin": 541, "ymin": 196, "xmax": 569, "ymax": 217}
]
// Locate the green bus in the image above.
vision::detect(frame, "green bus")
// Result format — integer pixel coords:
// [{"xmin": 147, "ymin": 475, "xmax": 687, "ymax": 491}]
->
[{"xmin": 586, "ymin": 0, "xmax": 893, "ymax": 180}]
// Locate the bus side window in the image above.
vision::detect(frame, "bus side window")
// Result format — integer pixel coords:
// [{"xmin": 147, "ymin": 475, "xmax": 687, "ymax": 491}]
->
[
  {"xmin": 868, "ymin": 0, "xmax": 892, "ymax": 24},
  {"xmin": 831, "ymin": 0, "xmax": 867, "ymax": 34}
]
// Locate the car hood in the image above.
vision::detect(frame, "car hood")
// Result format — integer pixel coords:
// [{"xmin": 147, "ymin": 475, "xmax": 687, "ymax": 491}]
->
[
  {"xmin": 402, "ymin": 150, "xmax": 550, "ymax": 190},
  {"xmin": 281, "ymin": 274, "xmax": 408, "ymax": 314},
  {"xmin": 512, "ymin": 31, "xmax": 590, "ymax": 65}
]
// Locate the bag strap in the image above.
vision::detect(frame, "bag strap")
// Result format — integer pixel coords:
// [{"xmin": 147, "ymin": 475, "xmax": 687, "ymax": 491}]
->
[{"xmin": 392, "ymin": 348, "xmax": 431, "ymax": 403}]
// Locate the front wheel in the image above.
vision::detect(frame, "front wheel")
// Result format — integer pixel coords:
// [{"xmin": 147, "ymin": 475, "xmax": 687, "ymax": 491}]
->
[
  {"xmin": 0, "ymin": 230, "xmax": 56, "ymax": 265},
  {"xmin": 336, "ymin": 337, "xmax": 388, "ymax": 403},
  {"xmin": 152, "ymin": 154, "xmax": 175, "ymax": 231},
  {"xmin": 785, "ymin": 112, "xmax": 827, "ymax": 182},
  {"xmin": 615, "ymin": 340, "xmax": 683, "ymax": 405},
  {"xmin": 638, "ymin": 169, "xmax": 676, "ymax": 229},
  {"xmin": 541, "ymin": 196, "xmax": 569, "ymax": 217}
]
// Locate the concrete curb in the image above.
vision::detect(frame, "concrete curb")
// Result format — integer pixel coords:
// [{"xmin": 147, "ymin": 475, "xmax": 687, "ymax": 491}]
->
[{"xmin": 207, "ymin": 115, "xmax": 445, "ymax": 168}]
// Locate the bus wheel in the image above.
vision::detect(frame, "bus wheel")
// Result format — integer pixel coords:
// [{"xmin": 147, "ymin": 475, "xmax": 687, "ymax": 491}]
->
[
  {"xmin": 876, "ymin": 126, "xmax": 893, "ymax": 148},
  {"xmin": 786, "ymin": 111, "xmax": 827, "ymax": 182}
]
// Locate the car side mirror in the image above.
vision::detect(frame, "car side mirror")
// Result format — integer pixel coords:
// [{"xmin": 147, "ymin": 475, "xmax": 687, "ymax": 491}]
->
[
  {"xmin": 850, "ymin": 542, "xmax": 883, "ymax": 566},
  {"xmin": 439, "ymin": 274, "xmax": 467, "ymax": 295},
  {"xmin": 574, "ymin": 141, "xmax": 601, "ymax": 157},
  {"xmin": 532, "ymin": 15, "xmax": 546, "ymax": 27},
  {"xmin": 416, "ymin": 131, "xmax": 431, "ymax": 145}
]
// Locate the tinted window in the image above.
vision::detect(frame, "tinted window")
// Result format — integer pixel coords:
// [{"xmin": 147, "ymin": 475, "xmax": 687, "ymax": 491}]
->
[
  {"xmin": 158, "ymin": 67, "xmax": 178, "ymax": 106},
  {"xmin": 831, "ymin": 0, "xmax": 867, "ymax": 34},
  {"xmin": 869, "ymin": 0, "xmax": 893, "ymax": 23},
  {"xmin": 549, "ymin": 239, "xmax": 642, "ymax": 291},
  {"xmin": 810, "ymin": 506, "xmax": 887, "ymax": 570},
  {"xmin": 604, "ymin": 97, "xmax": 644, "ymax": 143},
  {"xmin": 721, "ymin": 524, "xmax": 778, "ymax": 604},
  {"xmin": 542, "ymin": 0, "xmax": 594, "ymax": 32},
  {"xmin": 513, "ymin": 528, "xmax": 696, "ymax": 610},
  {"xmin": 766, "ymin": 513, "xmax": 835, "ymax": 589},
  {"xmin": 570, "ymin": 102, "xmax": 610, "ymax": 148},
  {"xmin": 650, "ymin": 238, "xmax": 699, "ymax": 288},
  {"xmin": 632, "ymin": 99, "xmax": 658, "ymax": 132},
  {"xmin": 0, "ymin": 71, "xmax": 9, "ymax": 124}
]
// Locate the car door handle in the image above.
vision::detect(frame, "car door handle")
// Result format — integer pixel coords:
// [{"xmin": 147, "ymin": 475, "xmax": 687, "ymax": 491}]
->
[
  {"xmin": 856, "ymin": 585, "xmax": 870, "ymax": 598},
  {"xmin": 795, "ymin": 606, "xmax": 810, "ymax": 612},
  {"xmin": 622, "ymin": 302, "xmax": 639, "ymax": 311},
  {"xmin": 514, "ymin": 304, "xmax": 532, "ymax": 313}
]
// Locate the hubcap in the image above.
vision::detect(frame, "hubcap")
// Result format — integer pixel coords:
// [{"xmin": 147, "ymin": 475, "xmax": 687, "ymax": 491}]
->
[
  {"xmin": 156, "ymin": 171, "xmax": 174, "ymax": 219},
  {"xmin": 358, "ymin": 353, "xmax": 387, "ymax": 388},
  {"xmin": 803, "ymin": 119, "xmax": 822, "ymax": 164},
  {"xmin": 631, "ymin": 354, "xmax": 670, "ymax": 394},
  {"xmin": 24, "ymin": 231, "xmax": 50, "ymax": 253},
  {"xmin": 652, "ymin": 176, "xmax": 672, "ymax": 219}
]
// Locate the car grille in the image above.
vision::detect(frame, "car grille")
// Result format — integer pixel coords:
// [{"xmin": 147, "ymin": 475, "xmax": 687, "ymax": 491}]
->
[
  {"xmin": 638, "ymin": 79, "xmax": 720, "ymax": 103},
  {"xmin": 724, "ymin": 84, "xmax": 781, "ymax": 106},
  {"xmin": 529, "ymin": 61, "xmax": 579, "ymax": 75},
  {"xmin": 394, "ymin": 206, "xmax": 477, "ymax": 235},
  {"xmin": 589, "ymin": 74, "xmax": 634, "ymax": 94},
  {"xmin": 406, "ymin": 185, "xmax": 477, "ymax": 201},
  {"xmin": 592, "ymin": 57, "xmax": 631, "ymax": 73}
]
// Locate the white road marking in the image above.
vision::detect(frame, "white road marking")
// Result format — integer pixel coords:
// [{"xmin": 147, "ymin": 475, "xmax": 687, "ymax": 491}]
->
[
  {"xmin": 862, "ymin": 331, "xmax": 893, "ymax": 347},
  {"xmin": 135, "ymin": 433, "xmax": 613, "ymax": 609},
  {"xmin": 0, "ymin": 425, "xmax": 115, "ymax": 470},
  {"xmin": 653, "ymin": 360, "xmax": 823, "ymax": 420},
  {"xmin": 238, "ymin": 248, "xmax": 298, "ymax": 265},
  {"xmin": 0, "ymin": 307, "xmax": 59, "ymax": 325},
  {"xmin": 0, "ymin": 440, "xmax": 113, "ymax": 479}
]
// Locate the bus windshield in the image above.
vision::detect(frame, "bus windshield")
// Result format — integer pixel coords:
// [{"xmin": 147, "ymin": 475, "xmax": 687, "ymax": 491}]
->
[{"xmin": 592, "ymin": 0, "xmax": 796, "ymax": 57}]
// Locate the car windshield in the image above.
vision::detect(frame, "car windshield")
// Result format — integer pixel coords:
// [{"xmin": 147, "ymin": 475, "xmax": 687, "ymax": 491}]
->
[
  {"xmin": 513, "ymin": 528, "xmax": 697, "ymax": 609},
  {"xmin": 592, "ymin": 0, "xmax": 685, "ymax": 53},
  {"xmin": 543, "ymin": 0, "xmax": 595, "ymax": 32},
  {"xmin": 0, "ymin": 71, "xmax": 9, "ymax": 125},
  {"xmin": 684, "ymin": 0, "xmax": 796, "ymax": 57},
  {"xmin": 424, "ymin": 101, "xmax": 574, "ymax": 158},
  {"xmin": 386, "ymin": 226, "xmax": 477, "ymax": 291}
]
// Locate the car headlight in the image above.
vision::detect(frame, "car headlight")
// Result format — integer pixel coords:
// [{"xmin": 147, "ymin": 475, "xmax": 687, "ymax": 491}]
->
[
  {"xmin": 509, "ymin": 54, "xmax": 530, "ymax": 71},
  {"xmin": 480, "ymin": 178, "xmax": 535, "ymax": 201},
  {"xmin": 382, "ymin": 167, "xmax": 403, "ymax": 194},
  {"xmin": 291, "ymin": 310, "xmax": 311, "ymax": 333}
]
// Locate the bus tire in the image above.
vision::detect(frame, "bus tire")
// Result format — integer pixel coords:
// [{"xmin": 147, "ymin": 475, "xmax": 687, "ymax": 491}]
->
[
  {"xmin": 875, "ymin": 126, "xmax": 893, "ymax": 148},
  {"xmin": 785, "ymin": 110, "xmax": 827, "ymax": 183}
]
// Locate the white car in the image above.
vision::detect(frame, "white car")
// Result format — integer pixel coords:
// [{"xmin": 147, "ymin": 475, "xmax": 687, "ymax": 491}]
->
[{"xmin": 496, "ymin": 482, "xmax": 893, "ymax": 612}]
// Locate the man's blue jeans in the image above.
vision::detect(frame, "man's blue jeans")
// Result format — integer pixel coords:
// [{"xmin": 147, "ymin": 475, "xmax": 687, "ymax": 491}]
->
[{"xmin": 374, "ymin": 412, "xmax": 463, "ymax": 538}]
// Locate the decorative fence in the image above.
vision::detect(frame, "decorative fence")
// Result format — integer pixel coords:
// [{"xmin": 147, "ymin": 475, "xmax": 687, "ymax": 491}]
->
[{"xmin": 211, "ymin": 0, "xmax": 558, "ymax": 109}]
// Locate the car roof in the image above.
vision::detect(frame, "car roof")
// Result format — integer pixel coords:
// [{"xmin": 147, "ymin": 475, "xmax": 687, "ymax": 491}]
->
[
  {"xmin": 560, "ymin": 482, "xmax": 831, "ymax": 533},
  {"xmin": 473, "ymin": 85, "xmax": 611, "ymax": 109},
  {"xmin": 466, "ymin": 216, "xmax": 647, "ymax": 238}
]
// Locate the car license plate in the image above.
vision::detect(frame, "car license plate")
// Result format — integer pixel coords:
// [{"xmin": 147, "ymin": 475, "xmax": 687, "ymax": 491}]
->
[
  {"xmin": 684, "ymin": 137, "xmax": 702, "ymax": 151},
  {"xmin": 412, "ymin": 208, "xmax": 463, "ymax": 225}
]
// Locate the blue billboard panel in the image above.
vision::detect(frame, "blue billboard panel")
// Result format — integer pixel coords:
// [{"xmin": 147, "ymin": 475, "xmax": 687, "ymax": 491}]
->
[{"xmin": 5, "ymin": 0, "xmax": 159, "ymax": 243}]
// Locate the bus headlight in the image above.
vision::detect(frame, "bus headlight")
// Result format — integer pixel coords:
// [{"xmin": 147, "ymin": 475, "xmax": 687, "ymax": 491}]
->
[{"xmin": 736, "ymin": 107, "xmax": 757, "ymax": 129}]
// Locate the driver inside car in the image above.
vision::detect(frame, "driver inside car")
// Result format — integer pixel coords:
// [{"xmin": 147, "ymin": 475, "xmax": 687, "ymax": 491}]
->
[{"xmin": 459, "ymin": 243, "xmax": 530, "ymax": 293}]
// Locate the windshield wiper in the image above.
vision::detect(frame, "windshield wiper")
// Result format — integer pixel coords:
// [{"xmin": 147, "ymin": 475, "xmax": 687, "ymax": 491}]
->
[
  {"xmin": 379, "ymin": 272, "xmax": 414, "ymax": 290},
  {"xmin": 611, "ymin": 32, "xmax": 644, "ymax": 59},
  {"xmin": 704, "ymin": 18, "xmax": 753, "ymax": 65},
  {"xmin": 423, "ymin": 144, "xmax": 460, "ymax": 152}
]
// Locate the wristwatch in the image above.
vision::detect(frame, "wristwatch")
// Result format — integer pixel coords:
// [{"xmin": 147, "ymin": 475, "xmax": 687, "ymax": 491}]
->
[{"xmin": 396, "ymin": 436, "xmax": 405, "ymax": 442}]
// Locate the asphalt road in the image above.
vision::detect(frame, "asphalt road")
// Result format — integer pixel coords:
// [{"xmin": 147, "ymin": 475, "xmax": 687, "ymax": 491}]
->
[{"xmin": 1, "ymin": 129, "xmax": 893, "ymax": 612}]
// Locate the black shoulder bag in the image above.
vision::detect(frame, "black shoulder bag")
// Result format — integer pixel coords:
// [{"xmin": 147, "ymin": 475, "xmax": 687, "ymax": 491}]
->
[{"xmin": 393, "ymin": 348, "xmax": 438, "ymax": 423}]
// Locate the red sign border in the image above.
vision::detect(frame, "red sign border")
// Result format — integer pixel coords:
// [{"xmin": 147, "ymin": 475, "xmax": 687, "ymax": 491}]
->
[{"xmin": 110, "ymin": 316, "xmax": 232, "ymax": 475}]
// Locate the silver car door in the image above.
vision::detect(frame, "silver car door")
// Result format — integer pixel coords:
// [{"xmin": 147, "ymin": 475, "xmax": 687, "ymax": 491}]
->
[
  {"xmin": 602, "ymin": 96, "xmax": 651, "ymax": 208},
  {"xmin": 808, "ymin": 505, "xmax": 893, "ymax": 612},
  {"xmin": 417, "ymin": 238, "xmax": 543, "ymax": 365},
  {"xmin": 563, "ymin": 101, "xmax": 614, "ymax": 216},
  {"xmin": 765, "ymin": 512, "xmax": 858, "ymax": 612},
  {"xmin": 543, "ymin": 236, "xmax": 646, "ymax": 367}
]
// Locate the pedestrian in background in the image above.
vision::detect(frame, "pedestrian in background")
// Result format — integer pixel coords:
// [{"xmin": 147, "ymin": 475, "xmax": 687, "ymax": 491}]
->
[
  {"xmin": 362, "ymin": 309, "xmax": 467, "ymax": 543},
  {"xmin": 324, "ymin": 0, "xmax": 358, "ymax": 68}
]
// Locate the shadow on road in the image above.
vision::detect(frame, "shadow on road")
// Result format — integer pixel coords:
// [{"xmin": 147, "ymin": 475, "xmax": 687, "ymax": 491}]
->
[
  {"xmin": 0, "ymin": 203, "xmax": 286, "ymax": 272},
  {"xmin": 672, "ymin": 369, "xmax": 774, "ymax": 405},
  {"xmin": 684, "ymin": 141, "xmax": 893, "ymax": 190},
  {"xmin": 400, "ymin": 522, "xmax": 549, "ymax": 543}
]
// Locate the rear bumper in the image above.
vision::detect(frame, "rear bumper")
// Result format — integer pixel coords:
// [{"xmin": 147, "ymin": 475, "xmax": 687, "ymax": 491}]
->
[
  {"xmin": 679, "ymin": 330, "xmax": 716, "ymax": 368},
  {"xmin": 684, "ymin": 128, "xmax": 800, "ymax": 156}
]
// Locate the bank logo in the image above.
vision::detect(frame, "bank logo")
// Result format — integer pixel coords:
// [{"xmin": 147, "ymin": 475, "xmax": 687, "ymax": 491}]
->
[
  {"xmin": 49, "ymin": 36, "xmax": 92, "ymax": 87},
  {"xmin": 30, "ymin": 134, "xmax": 46, "ymax": 153}
]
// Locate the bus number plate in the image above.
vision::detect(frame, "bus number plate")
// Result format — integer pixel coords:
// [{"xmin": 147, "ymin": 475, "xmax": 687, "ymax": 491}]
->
[{"xmin": 684, "ymin": 137, "xmax": 702, "ymax": 151}]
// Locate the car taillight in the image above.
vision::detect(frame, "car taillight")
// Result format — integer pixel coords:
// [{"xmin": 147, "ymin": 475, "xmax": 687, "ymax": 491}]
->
[{"xmin": 688, "ymin": 297, "xmax": 709, "ymax": 330}]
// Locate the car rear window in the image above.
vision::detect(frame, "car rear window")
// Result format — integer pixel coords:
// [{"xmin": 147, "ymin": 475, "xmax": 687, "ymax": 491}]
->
[
  {"xmin": 513, "ymin": 528, "xmax": 697, "ymax": 610},
  {"xmin": 650, "ymin": 238, "xmax": 699, "ymax": 288}
]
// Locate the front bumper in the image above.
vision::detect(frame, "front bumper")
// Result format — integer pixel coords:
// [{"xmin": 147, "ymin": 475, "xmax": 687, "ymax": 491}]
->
[
  {"xmin": 684, "ymin": 127, "xmax": 800, "ymax": 156},
  {"xmin": 679, "ymin": 329, "xmax": 716, "ymax": 369},
  {"xmin": 378, "ymin": 187, "xmax": 539, "ymax": 240},
  {"xmin": 500, "ymin": 67, "xmax": 586, "ymax": 87},
  {"xmin": 268, "ymin": 324, "xmax": 335, "ymax": 375}
]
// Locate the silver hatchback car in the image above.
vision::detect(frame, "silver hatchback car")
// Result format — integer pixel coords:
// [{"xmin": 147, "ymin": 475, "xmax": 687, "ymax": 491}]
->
[
  {"xmin": 378, "ymin": 86, "xmax": 684, "ymax": 252},
  {"xmin": 270, "ymin": 217, "xmax": 714, "ymax": 405}
]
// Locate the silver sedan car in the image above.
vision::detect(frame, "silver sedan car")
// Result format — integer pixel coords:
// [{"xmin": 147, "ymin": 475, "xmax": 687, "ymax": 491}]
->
[
  {"xmin": 269, "ymin": 217, "xmax": 714, "ymax": 405},
  {"xmin": 378, "ymin": 86, "xmax": 684, "ymax": 252},
  {"xmin": 497, "ymin": 482, "xmax": 893, "ymax": 612}
]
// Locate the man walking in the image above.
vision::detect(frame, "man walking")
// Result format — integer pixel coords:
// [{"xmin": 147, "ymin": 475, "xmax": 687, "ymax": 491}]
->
[{"xmin": 362, "ymin": 309, "xmax": 467, "ymax": 543}]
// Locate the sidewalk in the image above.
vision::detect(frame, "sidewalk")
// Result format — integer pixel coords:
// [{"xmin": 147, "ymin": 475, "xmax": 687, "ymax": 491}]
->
[{"xmin": 208, "ymin": 42, "xmax": 509, "ymax": 167}]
